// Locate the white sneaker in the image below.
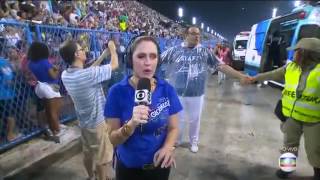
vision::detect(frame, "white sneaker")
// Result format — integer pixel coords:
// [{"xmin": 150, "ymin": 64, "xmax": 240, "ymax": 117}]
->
[
  {"xmin": 55, "ymin": 130, "xmax": 65, "ymax": 137},
  {"xmin": 52, "ymin": 125, "xmax": 68, "ymax": 143},
  {"xmin": 190, "ymin": 145, "xmax": 199, "ymax": 153},
  {"xmin": 60, "ymin": 124, "xmax": 68, "ymax": 130}
]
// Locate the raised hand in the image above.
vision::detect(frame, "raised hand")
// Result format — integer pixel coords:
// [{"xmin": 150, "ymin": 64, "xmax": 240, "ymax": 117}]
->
[{"xmin": 108, "ymin": 40, "xmax": 117, "ymax": 52}]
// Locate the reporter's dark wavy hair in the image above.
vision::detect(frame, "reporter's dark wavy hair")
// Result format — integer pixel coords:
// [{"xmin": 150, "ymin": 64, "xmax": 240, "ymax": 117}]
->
[{"xmin": 27, "ymin": 41, "xmax": 49, "ymax": 62}]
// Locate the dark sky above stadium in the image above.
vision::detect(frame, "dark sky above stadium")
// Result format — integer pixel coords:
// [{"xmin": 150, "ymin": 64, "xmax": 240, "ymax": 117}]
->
[{"xmin": 140, "ymin": 1, "xmax": 295, "ymax": 41}]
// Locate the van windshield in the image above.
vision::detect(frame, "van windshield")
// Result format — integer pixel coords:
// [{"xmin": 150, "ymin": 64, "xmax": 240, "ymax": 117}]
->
[{"xmin": 235, "ymin": 40, "xmax": 248, "ymax": 50}]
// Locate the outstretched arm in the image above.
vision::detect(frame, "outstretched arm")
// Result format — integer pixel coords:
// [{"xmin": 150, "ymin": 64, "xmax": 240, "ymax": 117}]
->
[
  {"xmin": 218, "ymin": 64, "xmax": 250, "ymax": 84},
  {"xmin": 252, "ymin": 66, "xmax": 286, "ymax": 82}
]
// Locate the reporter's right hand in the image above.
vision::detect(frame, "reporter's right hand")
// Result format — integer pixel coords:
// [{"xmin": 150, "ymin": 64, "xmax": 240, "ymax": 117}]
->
[{"xmin": 130, "ymin": 105, "xmax": 150, "ymax": 126}]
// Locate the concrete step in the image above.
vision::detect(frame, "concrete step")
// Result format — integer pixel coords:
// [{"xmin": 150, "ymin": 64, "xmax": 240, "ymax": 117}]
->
[{"xmin": 0, "ymin": 124, "xmax": 81, "ymax": 180}]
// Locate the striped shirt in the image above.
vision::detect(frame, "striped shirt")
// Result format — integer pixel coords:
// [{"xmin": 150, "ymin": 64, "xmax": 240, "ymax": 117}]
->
[{"xmin": 61, "ymin": 65, "xmax": 112, "ymax": 129}]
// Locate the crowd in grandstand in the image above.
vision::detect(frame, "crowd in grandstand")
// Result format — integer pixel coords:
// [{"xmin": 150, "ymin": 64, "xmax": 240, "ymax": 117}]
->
[{"xmin": 0, "ymin": 0, "xmax": 184, "ymax": 39}]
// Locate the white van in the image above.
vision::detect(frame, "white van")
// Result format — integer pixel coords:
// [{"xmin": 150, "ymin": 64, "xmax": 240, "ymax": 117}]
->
[
  {"xmin": 244, "ymin": 2, "xmax": 320, "ymax": 77},
  {"xmin": 232, "ymin": 31, "xmax": 250, "ymax": 70}
]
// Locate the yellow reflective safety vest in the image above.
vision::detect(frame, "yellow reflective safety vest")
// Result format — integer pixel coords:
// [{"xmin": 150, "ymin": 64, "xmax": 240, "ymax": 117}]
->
[{"xmin": 282, "ymin": 62, "xmax": 320, "ymax": 123}]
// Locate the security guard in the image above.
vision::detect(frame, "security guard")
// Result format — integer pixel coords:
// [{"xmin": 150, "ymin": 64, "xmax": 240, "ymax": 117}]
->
[{"xmin": 251, "ymin": 37, "xmax": 320, "ymax": 179}]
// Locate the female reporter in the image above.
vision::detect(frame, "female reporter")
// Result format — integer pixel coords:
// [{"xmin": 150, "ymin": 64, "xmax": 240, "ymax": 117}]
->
[{"xmin": 104, "ymin": 36, "xmax": 182, "ymax": 180}]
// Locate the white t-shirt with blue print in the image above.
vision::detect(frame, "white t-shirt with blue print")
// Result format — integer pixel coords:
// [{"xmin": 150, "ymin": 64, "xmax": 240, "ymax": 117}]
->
[{"xmin": 104, "ymin": 76, "xmax": 183, "ymax": 168}]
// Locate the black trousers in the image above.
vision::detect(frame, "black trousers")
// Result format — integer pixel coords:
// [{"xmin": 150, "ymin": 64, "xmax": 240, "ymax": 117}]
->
[{"xmin": 116, "ymin": 159, "xmax": 170, "ymax": 180}]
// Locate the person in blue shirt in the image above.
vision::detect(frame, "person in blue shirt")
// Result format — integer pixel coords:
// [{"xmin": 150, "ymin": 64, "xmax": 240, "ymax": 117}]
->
[
  {"xmin": 104, "ymin": 36, "xmax": 182, "ymax": 180},
  {"xmin": 28, "ymin": 42, "xmax": 63, "ymax": 142},
  {"xmin": 0, "ymin": 57, "xmax": 18, "ymax": 142}
]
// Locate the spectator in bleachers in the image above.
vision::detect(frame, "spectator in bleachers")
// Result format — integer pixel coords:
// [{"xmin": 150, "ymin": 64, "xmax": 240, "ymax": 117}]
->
[
  {"xmin": 19, "ymin": 1, "xmax": 36, "ymax": 21},
  {"xmin": 44, "ymin": 16, "xmax": 54, "ymax": 25},
  {"xmin": 8, "ymin": 2, "xmax": 21, "ymax": 20},
  {"xmin": 0, "ymin": 1, "xmax": 10, "ymax": 19},
  {"xmin": 119, "ymin": 14, "xmax": 128, "ymax": 32},
  {"xmin": 69, "ymin": 8, "xmax": 80, "ymax": 26},
  {"xmin": 27, "ymin": 42, "xmax": 64, "ymax": 143},
  {"xmin": 0, "ymin": 57, "xmax": 20, "ymax": 142},
  {"xmin": 20, "ymin": 54, "xmax": 47, "ymax": 133},
  {"xmin": 4, "ymin": 26, "xmax": 22, "ymax": 47},
  {"xmin": 7, "ymin": 46, "xmax": 35, "ymax": 136},
  {"xmin": 7, "ymin": 46, "xmax": 22, "ymax": 72}
]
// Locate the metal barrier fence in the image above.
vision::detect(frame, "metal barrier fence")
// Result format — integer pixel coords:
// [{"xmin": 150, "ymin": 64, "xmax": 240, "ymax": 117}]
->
[{"xmin": 0, "ymin": 21, "xmax": 216, "ymax": 153}]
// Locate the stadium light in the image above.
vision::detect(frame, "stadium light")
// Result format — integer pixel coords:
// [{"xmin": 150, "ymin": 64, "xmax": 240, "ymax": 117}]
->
[
  {"xmin": 272, "ymin": 8, "xmax": 277, "ymax": 18},
  {"xmin": 201, "ymin": 23, "xmax": 204, "ymax": 29},
  {"xmin": 192, "ymin": 17, "xmax": 196, "ymax": 25},
  {"xmin": 207, "ymin": 26, "xmax": 210, "ymax": 32},
  {"xmin": 178, "ymin": 8, "xmax": 183, "ymax": 18},
  {"xmin": 294, "ymin": 1, "xmax": 301, "ymax": 7},
  {"xmin": 211, "ymin": 30, "xmax": 213, "ymax": 34}
]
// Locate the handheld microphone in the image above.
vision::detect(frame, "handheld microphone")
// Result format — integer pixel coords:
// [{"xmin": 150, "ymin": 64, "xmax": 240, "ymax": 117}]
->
[
  {"xmin": 134, "ymin": 78, "xmax": 151, "ymax": 132},
  {"xmin": 135, "ymin": 78, "xmax": 151, "ymax": 106}
]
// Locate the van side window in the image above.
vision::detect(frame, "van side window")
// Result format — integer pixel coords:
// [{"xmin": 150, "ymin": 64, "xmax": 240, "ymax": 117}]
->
[{"xmin": 298, "ymin": 25, "xmax": 320, "ymax": 40}]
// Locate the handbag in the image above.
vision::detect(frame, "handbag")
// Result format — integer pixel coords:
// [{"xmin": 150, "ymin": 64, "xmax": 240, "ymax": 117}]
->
[{"xmin": 274, "ymin": 99, "xmax": 287, "ymax": 122}]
